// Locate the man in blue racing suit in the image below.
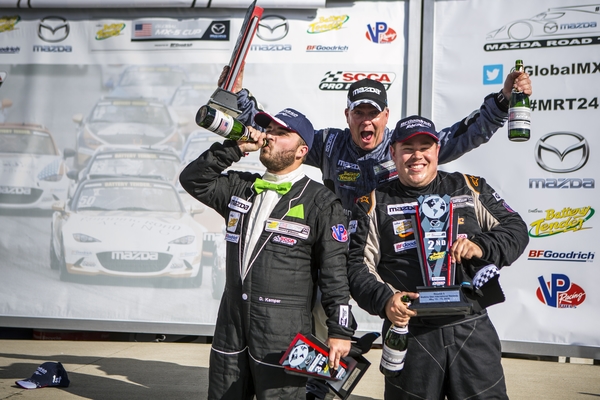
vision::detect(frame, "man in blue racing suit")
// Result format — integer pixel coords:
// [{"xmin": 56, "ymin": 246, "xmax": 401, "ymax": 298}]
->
[{"xmin": 227, "ymin": 69, "xmax": 531, "ymax": 214}]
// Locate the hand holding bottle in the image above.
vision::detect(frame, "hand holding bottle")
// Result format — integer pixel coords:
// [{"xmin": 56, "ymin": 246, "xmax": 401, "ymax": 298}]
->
[
  {"xmin": 385, "ymin": 292, "xmax": 419, "ymax": 327},
  {"xmin": 238, "ymin": 126, "xmax": 267, "ymax": 153},
  {"xmin": 502, "ymin": 68, "xmax": 532, "ymax": 101}
]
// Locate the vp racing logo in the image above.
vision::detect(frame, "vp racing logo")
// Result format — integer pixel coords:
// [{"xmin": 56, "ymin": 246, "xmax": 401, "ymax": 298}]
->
[
  {"xmin": 38, "ymin": 16, "xmax": 69, "ymax": 42},
  {"xmin": 536, "ymin": 274, "xmax": 586, "ymax": 308},
  {"xmin": 484, "ymin": 4, "xmax": 600, "ymax": 51},
  {"xmin": 319, "ymin": 71, "xmax": 395, "ymax": 91}
]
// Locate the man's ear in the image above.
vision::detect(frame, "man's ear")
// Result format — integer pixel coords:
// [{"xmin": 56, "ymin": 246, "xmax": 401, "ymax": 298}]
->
[{"xmin": 296, "ymin": 145, "xmax": 309, "ymax": 159}]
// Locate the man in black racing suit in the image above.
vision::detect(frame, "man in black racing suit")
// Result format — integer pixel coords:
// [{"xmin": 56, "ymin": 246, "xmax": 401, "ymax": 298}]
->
[
  {"xmin": 180, "ymin": 108, "xmax": 355, "ymax": 399},
  {"xmin": 347, "ymin": 115, "xmax": 529, "ymax": 399}
]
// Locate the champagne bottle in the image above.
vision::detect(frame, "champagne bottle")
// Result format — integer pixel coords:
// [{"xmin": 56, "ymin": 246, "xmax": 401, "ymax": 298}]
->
[
  {"xmin": 196, "ymin": 105, "xmax": 266, "ymax": 146},
  {"xmin": 379, "ymin": 324, "xmax": 408, "ymax": 378},
  {"xmin": 508, "ymin": 59, "xmax": 531, "ymax": 142}
]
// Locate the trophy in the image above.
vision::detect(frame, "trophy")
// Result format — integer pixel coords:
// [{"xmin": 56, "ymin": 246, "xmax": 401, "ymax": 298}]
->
[
  {"xmin": 408, "ymin": 194, "xmax": 472, "ymax": 316},
  {"xmin": 205, "ymin": 0, "xmax": 263, "ymax": 117}
]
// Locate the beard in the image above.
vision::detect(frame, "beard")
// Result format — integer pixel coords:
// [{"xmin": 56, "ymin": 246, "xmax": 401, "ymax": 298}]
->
[{"xmin": 260, "ymin": 146, "xmax": 297, "ymax": 172}]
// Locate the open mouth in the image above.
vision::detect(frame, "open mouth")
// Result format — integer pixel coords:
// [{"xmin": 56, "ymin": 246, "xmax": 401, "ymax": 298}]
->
[{"xmin": 360, "ymin": 131, "xmax": 373, "ymax": 142}]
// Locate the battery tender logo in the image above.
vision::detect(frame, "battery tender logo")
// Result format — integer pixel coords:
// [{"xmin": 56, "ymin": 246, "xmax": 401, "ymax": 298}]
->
[
  {"xmin": 319, "ymin": 71, "xmax": 396, "ymax": 91},
  {"xmin": 484, "ymin": 4, "xmax": 600, "ymax": 51},
  {"xmin": 529, "ymin": 206, "xmax": 594, "ymax": 237},
  {"xmin": 536, "ymin": 274, "xmax": 586, "ymax": 308}
]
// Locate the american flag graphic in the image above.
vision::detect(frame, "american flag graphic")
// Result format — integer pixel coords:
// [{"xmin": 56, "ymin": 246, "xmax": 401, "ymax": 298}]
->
[{"xmin": 134, "ymin": 23, "xmax": 152, "ymax": 37}]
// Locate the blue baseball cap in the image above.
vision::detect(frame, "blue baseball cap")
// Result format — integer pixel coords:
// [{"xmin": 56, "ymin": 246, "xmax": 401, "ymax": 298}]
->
[
  {"xmin": 16, "ymin": 362, "xmax": 70, "ymax": 390},
  {"xmin": 254, "ymin": 108, "xmax": 315, "ymax": 150},
  {"xmin": 392, "ymin": 115, "xmax": 439, "ymax": 143}
]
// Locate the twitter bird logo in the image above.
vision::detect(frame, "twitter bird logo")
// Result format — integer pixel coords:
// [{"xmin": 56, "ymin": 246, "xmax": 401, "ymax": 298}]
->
[{"xmin": 483, "ymin": 64, "xmax": 503, "ymax": 85}]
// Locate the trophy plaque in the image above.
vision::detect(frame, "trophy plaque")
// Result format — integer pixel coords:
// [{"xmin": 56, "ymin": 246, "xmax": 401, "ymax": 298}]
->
[
  {"xmin": 280, "ymin": 333, "xmax": 370, "ymax": 400},
  {"xmin": 206, "ymin": 0, "xmax": 263, "ymax": 117},
  {"xmin": 409, "ymin": 194, "xmax": 472, "ymax": 316}
]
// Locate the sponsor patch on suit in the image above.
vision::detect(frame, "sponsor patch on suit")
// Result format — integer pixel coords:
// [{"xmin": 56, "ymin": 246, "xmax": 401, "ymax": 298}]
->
[
  {"xmin": 227, "ymin": 211, "xmax": 241, "ymax": 232},
  {"xmin": 271, "ymin": 235, "xmax": 297, "ymax": 247},
  {"xmin": 388, "ymin": 202, "xmax": 417, "ymax": 215},
  {"xmin": 225, "ymin": 233, "xmax": 240, "ymax": 243},
  {"xmin": 266, "ymin": 218, "xmax": 310, "ymax": 240},
  {"xmin": 228, "ymin": 196, "xmax": 252, "ymax": 213}
]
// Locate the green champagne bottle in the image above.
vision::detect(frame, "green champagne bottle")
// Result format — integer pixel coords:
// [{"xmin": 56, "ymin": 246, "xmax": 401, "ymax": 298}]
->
[
  {"xmin": 508, "ymin": 59, "xmax": 530, "ymax": 142},
  {"xmin": 196, "ymin": 105, "xmax": 265, "ymax": 146},
  {"xmin": 379, "ymin": 324, "xmax": 408, "ymax": 378}
]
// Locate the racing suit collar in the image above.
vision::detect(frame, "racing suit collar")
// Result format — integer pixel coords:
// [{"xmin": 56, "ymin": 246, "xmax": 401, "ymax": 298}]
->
[
  {"xmin": 396, "ymin": 173, "xmax": 442, "ymax": 197},
  {"xmin": 348, "ymin": 127, "xmax": 392, "ymax": 161}
]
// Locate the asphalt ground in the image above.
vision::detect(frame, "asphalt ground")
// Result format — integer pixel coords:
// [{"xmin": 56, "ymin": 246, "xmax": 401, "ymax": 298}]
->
[{"xmin": 1, "ymin": 339, "xmax": 599, "ymax": 399}]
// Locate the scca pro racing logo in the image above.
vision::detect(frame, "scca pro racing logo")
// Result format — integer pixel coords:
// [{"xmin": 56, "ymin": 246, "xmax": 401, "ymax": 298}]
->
[
  {"xmin": 319, "ymin": 71, "xmax": 395, "ymax": 91},
  {"xmin": 537, "ymin": 274, "xmax": 586, "ymax": 308}
]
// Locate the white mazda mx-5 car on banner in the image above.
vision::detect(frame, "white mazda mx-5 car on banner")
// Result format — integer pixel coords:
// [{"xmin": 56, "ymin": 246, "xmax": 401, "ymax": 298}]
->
[
  {"xmin": 50, "ymin": 177, "xmax": 205, "ymax": 287},
  {"xmin": 0, "ymin": 123, "xmax": 73, "ymax": 210}
]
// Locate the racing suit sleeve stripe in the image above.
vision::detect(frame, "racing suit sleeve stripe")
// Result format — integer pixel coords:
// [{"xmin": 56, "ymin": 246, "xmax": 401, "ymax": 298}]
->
[
  {"xmin": 466, "ymin": 175, "xmax": 529, "ymax": 269},
  {"xmin": 348, "ymin": 191, "xmax": 394, "ymax": 319}
]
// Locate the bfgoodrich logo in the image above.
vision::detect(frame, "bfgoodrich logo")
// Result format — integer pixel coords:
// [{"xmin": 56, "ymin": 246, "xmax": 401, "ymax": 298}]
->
[{"xmin": 484, "ymin": 4, "xmax": 600, "ymax": 51}]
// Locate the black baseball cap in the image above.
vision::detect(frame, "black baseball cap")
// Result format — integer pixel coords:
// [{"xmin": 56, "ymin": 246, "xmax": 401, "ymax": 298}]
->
[
  {"xmin": 254, "ymin": 108, "xmax": 315, "ymax": 150},
  {"xmin": 392, "ymin": 115, "xmax": 440, "ymax": 143},
  {"xmin": 16, "ymin": 362, "xmax": 70, "ymax": 390},
  {"xmin": 346, "ymin": 78, "xmax": 387, "ymax": 112}
]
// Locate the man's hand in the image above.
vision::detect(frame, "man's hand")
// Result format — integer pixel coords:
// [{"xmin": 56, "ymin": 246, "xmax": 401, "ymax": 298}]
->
[
  {"xmin": 450, "ymin": 237, "xmax": 483, "ymax": 264},
  {"xmin": 237, "ymin": 126, "xmax": 266, "ymax": 153},
  {"xmin": 385, "ymin": 292, "xmax": 418, "ymax": 327},
  {"xmin": 502, "ymin": 70, "xmax": 532, "ymax": 99},
  {"xmin": 217, "ymin": 64, "xmax": 245, "ymax": 93},
  {"xmin": 326, "ymin": 337, "xmax": 351, "ymax": 370}
]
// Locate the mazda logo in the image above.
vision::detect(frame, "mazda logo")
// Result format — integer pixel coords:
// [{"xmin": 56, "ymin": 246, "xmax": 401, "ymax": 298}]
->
[
  {"xmin": 257, "ymin": 15, "xmax": 289, "ymax": 41},
  {"xmin": 535, "ymin": 132, "xmax": 589, "ymax": 173},
  {"xmin": 38, "ymin": 16, "xmax": 69, "ymax": 43},
  {"xmin": 211, "ymin": 23, "xmax": 226, "ymax": 35}
]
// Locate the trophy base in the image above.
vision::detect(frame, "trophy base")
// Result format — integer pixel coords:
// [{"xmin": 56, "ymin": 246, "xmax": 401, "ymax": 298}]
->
[
  {"xmin": 409, "ymin": 285, "xmax": 472, "ymax": 317},
  {"xmin": 207, "ymin": 88, "xmax": 242, "ymax": 117}
]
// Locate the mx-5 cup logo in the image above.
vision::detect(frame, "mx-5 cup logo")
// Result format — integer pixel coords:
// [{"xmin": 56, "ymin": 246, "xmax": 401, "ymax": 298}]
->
[
  {"xmin": 529, "ymin": 132, "xmax": 594, "ymax": 189},
  {"xmin": 38, "ymin": 16, "xmax": 69, "ymax": 42},
  {"xmin": 256, "ymin": 15, "xmax": 289, "ymax": 41},
  {"xmin": 484, "ymin": 4, "xmax": 600, "ymax": 51}
]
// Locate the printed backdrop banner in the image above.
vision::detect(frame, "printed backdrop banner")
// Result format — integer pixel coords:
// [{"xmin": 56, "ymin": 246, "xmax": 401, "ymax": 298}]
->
[
  {"xmin": 431, "ymin": 0, "xmax": 599, "ymax": 353},
  {"xmin": 0, "ymin": 3, "xmax": 405, "ymax": 336}
]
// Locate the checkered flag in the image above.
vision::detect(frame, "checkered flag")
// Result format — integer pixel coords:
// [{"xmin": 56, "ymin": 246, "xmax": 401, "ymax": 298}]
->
[
  {"xmin": 472, "ymin": 264, "xmax": 499, "ymax": 289},
  {"xmin": 320, "ymin": 71, "xmax": 343, "ymax": 83}
]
